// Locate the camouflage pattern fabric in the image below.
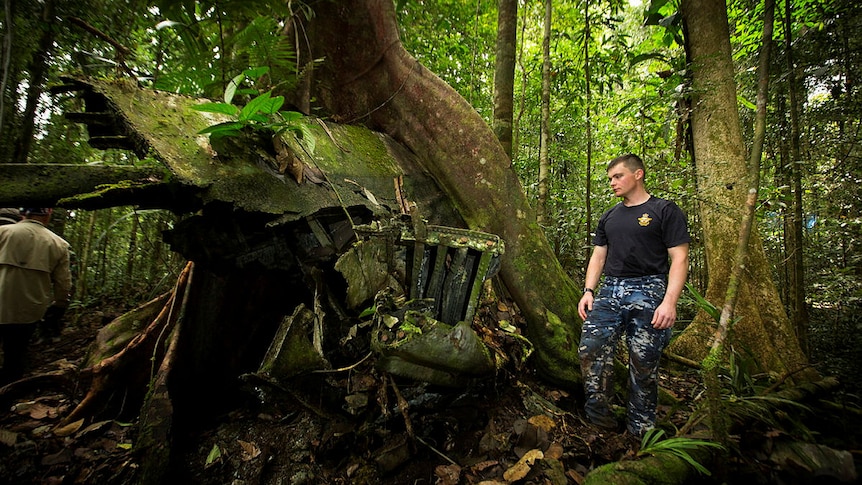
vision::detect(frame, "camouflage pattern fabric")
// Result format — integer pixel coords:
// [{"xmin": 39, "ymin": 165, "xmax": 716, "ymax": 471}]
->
[{"xmin": 579, "ymin": 275, "xmax": 671, "ymax": 436}]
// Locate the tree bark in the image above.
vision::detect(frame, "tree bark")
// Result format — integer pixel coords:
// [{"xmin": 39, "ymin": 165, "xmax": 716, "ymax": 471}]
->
[
  {"xmin": 783, "ymin": 0, "xmax": 809, "ymax": 354},
  {"xmin": 670, "ymin": 0, "xmax": 814, "ymax": 380},
  {"xmin": 304, "ymin": 0, "xmax": 582, "ymax": 385},
  {"xmin": 493, "ymin": 0, "xmax": 517, "ymax": 159},
  {"xmin": 703, "ymin": 0, "xmax": 775, "ymax": 447},
  {"xmin": 537, "ymin": 0, "xmax": 552, "ymax": 226},
  {"xmin": 583, "ymin": 3, "xmax": 594, "ymax": 275},
  {"xmin": 11, "ymin": 0, "xmax": 56, "ymax": 163}
]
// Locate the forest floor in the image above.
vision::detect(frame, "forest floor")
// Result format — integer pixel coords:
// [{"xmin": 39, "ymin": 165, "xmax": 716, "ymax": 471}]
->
[{"xmin": 0, "ymin": 303, "xmax": 860, "ymax": 485}]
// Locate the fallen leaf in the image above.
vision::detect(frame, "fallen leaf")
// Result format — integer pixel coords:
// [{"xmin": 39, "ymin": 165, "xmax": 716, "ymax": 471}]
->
[
  {"xmin": 434, "ymin": 463, "xmax": 461, "ymax": 485},
  {"xmin": 205, "ymin": 444, "xmax": 221, "ymax": 468},
  {"xmin": 0, "ymin": 428, "xmax": 18, "ymax": 446},
  {"xmin": 567, "ymin": 467, "xmax": 586, "ymax": 484},
  {"xmin": 502, "ymin": 448, "xmax": 543, "ymax": 482},
  {"xmin": 545, "ymin": 442, "xmax": 564, "ymax": 460},
  {"xmin": 15, "ymin": 402, "xmax": 53, "ymax": 419},
  {"xmin": 41, "ymin": 448, "xmax": 72, "ymax": 466},
  {"xmin": 77, "ymin": 419, "xmax": 112, "ymax": 438},
  {"xmin": 471, "ymin": 460, "xmax": 499, "ymax": 472},
  {"xmin": 528, "ymin": 414, "xmax": 556, "ymax": 432},
  {"xmin": 53, "ymin": 418, "xmax": 84, "ymax": 437},
  {"xmin": 238, "ymin": 439, "xmax": 261, "ymax": 461}
]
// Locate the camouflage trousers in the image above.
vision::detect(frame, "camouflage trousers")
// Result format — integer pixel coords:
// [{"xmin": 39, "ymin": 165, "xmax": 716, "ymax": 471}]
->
[{"xmin": 579, "ymin": 275, "xmax": 671, "ymax": 436}]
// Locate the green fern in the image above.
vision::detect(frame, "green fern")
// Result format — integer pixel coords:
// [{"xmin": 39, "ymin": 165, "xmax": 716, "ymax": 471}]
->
[
  {"xmin": 637, "ymin": 429, "xmax": 723, "ymax": 476},
  {"xmin": 227, "ymin": 16, "xmax": 296, "ymax": 81}
]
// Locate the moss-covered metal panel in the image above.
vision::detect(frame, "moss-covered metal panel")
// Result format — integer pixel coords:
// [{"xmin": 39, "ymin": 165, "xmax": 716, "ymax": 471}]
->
[{"xmin": 71, "ymin": 78, "xmax": 459, "ymax": 224}]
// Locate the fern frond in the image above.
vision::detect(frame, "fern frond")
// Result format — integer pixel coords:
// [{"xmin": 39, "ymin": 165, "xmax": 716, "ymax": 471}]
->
[{"xmin": 638, "ymin": 429, "xmax": 723, "ymax": 476}]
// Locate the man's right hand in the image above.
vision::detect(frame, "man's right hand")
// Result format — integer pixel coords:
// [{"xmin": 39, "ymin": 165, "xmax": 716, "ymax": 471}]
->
[{"xmin": 578, "ymin": 293, "xmax": 594, "ymax": 321}]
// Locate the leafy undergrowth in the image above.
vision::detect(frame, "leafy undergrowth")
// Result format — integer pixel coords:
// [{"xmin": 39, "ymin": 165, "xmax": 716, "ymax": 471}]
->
[{"xmin": 0, "ymin": 305, "xmax": 860, "ymax": 484}]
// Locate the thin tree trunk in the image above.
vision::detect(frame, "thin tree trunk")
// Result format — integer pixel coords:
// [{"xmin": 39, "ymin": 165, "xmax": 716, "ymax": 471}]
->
[
  {"xmin": 702, "ymin": 0, "xmax": 774, "ymax": 446},
  {"xmin": 124, "ymin": 211, "xmax": 139, "ymax": 295},
  {"xmin": 0, "ymin": 0, "xmax": 15, "ymax": 134},
  {"xmin": 11, "ymin": 0, "xmax": 55, "ymax": 163},
  {"xmin": 97, "ymin": 211, "xmax": 109, "ymax": 290},
  {"xmin": 493, "ymin": 0, "xmax": 517, "ymax": 159},
  {"xmin": 76, "ymin": 210, "xmax": 97, "ymax": 302},
  {"xmin": 583, "ymin": 3, "xmax": 593, "ymax": 276},
  {"xmin": 783, "ymin": 0, "xmax": 809, "ymax": 354},
  {"xmin": 513, "ymin": 3, "xmax": 529, "ymax": 162},
  {"xmin": 711, "ymin": 0, "xmax": 774, "ymax": 356},
  {"xmin": 537, "ymin": 0, "xmax": 552, "ymax": 226}
]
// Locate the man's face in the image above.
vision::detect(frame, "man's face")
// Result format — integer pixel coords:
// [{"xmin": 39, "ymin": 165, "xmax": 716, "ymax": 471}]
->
[{"xmin": 607, "ymin": 164, "xmax": 642, "ymax": 198}]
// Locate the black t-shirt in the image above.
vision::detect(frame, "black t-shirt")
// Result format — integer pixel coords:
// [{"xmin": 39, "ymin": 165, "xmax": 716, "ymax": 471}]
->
[{"xmin": 593, "ymin": 196, "xmax": 690, "ymax": 278}]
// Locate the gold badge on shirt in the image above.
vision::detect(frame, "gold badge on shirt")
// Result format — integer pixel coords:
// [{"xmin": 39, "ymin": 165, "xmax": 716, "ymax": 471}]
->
[{"xmin": 638, "ymin": 213, "xmax": 652, "ymax": 227}]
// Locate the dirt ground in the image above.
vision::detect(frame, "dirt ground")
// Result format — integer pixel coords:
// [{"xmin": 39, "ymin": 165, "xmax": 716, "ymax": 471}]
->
[{"xmin": 0, "ymin": 305, "xmax": 860, "ymax": 485}]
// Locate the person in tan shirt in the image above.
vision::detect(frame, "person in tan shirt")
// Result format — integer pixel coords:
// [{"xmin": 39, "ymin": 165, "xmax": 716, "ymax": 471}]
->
[
  {"xmin": 0, "ymin": 208, "xmax": 72, "ymax": 385},
  {"xmin": 0, "ymin": 208, "xmax": 21, "ymax": 226}
]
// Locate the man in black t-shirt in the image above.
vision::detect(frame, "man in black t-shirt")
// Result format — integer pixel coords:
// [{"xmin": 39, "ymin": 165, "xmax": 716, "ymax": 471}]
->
[{"xmin": 577, "ymin": 154, "xmax": 690, "ymax": 437}]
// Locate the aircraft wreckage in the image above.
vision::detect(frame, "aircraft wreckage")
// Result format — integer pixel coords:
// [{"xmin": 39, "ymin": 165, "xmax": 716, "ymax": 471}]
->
[{"xmin": 0, "ymin": 78, "xmax": 524, "ymax": 393}]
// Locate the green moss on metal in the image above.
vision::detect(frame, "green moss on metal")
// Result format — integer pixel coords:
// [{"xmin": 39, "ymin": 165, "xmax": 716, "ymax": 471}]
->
[
  {"xmin": 90, "ymin": 78, "xmax": 228, "ymax": 184},
  {"xmin": 283, "ymin": 120, "xmax": 401, "ymax": 177}
]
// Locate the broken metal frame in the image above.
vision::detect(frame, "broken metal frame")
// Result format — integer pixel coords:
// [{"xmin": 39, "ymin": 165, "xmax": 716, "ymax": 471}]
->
[{"xmin": 402, "ymin": 221, "xmax": 504, "ymax": 326}]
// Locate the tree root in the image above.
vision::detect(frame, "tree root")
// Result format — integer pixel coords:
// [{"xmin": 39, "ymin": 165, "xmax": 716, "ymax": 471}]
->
[
  {"xmin": 58, "ymin": 261, "xmax": 194, "ymax": 427},
  {"xmin": 137, "ymin": 264, "xmax": 193, "ymax": 484}
]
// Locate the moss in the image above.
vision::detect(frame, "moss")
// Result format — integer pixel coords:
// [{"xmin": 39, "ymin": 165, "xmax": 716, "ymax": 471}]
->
[
  {"xmin": 585, "ymin": 452, "xmax": 695, "ymax": 485},
  {"xmin": 82, "ymin": 79, "xmax": 414, "ymax": 216},
  {"xmin": 90, "ymin": 78, "xmax": 243, "ymax": 184},
  {"xmin": 283, "ymin": 120, "xmax": 401, "ymax": 178},
  {"xmin": 530, "ymin": 309, "xmax": 582, "ymax": 386}
]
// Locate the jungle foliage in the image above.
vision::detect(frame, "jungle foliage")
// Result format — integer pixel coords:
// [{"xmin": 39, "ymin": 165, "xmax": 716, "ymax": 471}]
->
[{"xmin": 0, "ymin": 0, "xmax": 860, "ymax": 384}]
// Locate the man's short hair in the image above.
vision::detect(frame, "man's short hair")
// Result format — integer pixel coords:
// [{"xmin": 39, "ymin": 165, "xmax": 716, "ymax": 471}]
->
[
  {"xmin": 22, "ymin": 208, "xmax": 52, "ymax": 216},
  {"xmin": 607, "ymin": 154, "xmax": 646, "ymax": 180}
]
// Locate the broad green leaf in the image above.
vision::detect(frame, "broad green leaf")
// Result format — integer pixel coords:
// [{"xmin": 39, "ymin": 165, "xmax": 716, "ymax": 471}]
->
[
  {"xmin": 225, "ymin": 73, "xmax": 246, "ymax": 104},
  {"xmin": 205, "ymin": 444, "xmax": 221, "ymax": 466},
  {"xmin": 239, "ymin": 91, "xmax": 272, "ymax": 121},
  {"xmin": 192, "ymin": 102, "xmax": 239, "ymax": 116},
  {"xmin": 243, "ymin": 66, "xmax": 270, "ymax": 78},
  {"xmin": 737, "ymin": 94, "xmax": 756, "ymax": 111},
  {"xmin": 279, "ymin": 111, "xmax": 303, "ymax": 123},
  {"xmin": 686, "ymin": 283, "xmax": 721, "ymax": 322},
  {"xmin": 198, "ymin": 121, "xmax": 244, "ymax": 135},
  {"xmin": 265, "ymin": 96, "xmax": 285, "ymax": 114}
]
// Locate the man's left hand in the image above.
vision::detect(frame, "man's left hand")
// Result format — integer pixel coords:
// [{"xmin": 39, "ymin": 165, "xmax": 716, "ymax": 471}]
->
[{"xmin": 651, "ymin": 302, "xmax": 676, "ymax": 330}]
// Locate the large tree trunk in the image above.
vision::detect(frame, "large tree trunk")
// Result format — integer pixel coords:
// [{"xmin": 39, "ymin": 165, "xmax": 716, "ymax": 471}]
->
[
  {"xmin": 670, "ymin": 0, "xmax": 814, "ymax": 379},
  {"xmin": 304, "ymin": 0, "xmax": 582, "ymax": 385}
]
